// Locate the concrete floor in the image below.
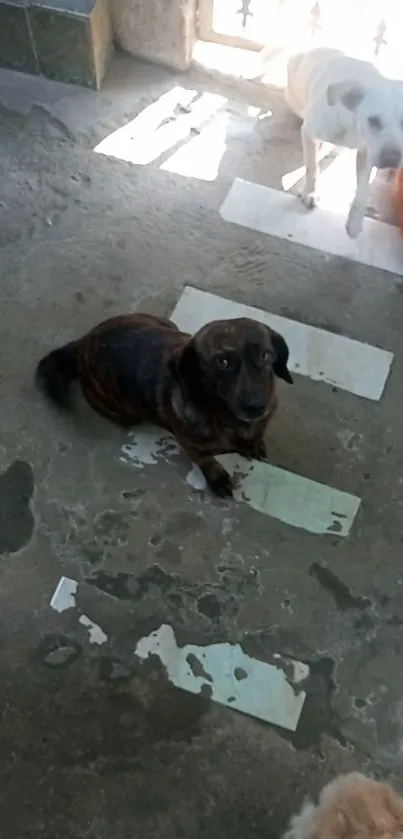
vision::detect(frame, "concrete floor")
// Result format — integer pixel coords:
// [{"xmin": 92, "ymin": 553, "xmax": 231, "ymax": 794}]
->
[{"xmin": 1, "ymin": 51, "xmax": 403, "ymax": 838}]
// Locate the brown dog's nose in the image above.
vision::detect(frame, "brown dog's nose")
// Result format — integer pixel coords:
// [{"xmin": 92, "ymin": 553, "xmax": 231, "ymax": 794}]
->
[
  {"xmin": 239, "ymin": 400, "xmax": 267, "ymax": 420},
  {"xmin": 379, "ymin": 147, "xmax": 401, "ymax": 169}
]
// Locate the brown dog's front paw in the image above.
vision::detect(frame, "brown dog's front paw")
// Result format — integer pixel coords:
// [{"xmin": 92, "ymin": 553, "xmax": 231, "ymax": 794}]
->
[
  {"xmin": 250, "ymin": 440, "xmax": 267, "ymax": 461},
  {"xmin": 237, "ymin": 440, "xmax": 267, "ymax": 461},
  {"xmin": 188, "ymin": 454, "xmax": 234, "ymax": 498},
  {"xmin": 207, "ymin": 464, "xmax": 234, "ymax": 498}
]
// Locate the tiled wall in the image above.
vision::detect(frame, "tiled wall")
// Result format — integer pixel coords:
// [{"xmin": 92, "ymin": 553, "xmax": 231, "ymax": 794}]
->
[{"xmin": 0, "ymin": 0, "xmax": 113, "ymax": 88}]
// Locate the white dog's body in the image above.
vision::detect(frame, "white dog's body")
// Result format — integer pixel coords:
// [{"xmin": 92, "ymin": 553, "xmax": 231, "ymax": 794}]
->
[
  {"xmin": 283, "ymin": 772, "xmax": 403, "ymax": 839},
  {"xmin": 285, "ymin": 48, "xmax": 403, "ymax": 238}
]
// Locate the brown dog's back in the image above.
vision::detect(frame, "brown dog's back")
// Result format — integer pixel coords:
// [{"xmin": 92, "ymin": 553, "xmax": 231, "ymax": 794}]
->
[
  {"xmin": 35, "ymin": 313, "xmax": 185, "ymax": 423},
  {"xmin": 36, "ymin": 311, "xmax": 293, "ymax": 496}
]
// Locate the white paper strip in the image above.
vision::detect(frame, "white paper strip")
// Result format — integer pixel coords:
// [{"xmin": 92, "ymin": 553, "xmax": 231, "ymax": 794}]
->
[
  {"xmin": 50, "ymin": 576, "xmax": 78, "ymax": 612},
  {"xmin": 220, "ymin": 177, "xmax": 403, "ymax": 276},
  {"xmin": 135, "ymin": 623, "xmax": 309, "ymax": 731},
  {"xmin": 218, "ymin": 454, "xmax": 360, "ymax": 536}
]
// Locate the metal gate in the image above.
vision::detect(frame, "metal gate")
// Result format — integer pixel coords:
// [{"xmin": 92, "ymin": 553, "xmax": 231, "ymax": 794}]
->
[
  {"xmin": 197, "ymin": 0, "xmax": 403, "ymax": 69},
  {"xmin": 197, "ymin": 0, "xmax": 287, "ymax": 51}
]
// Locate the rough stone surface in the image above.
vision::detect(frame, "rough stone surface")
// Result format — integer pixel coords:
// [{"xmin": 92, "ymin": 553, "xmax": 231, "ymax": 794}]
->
[
  {"xmin": 0, "ymin": 52, "xmax": 403, "ymax": 838},
  {"xmin": 111, "ymin": 0, "xmax": 197, "ymax": 70}
]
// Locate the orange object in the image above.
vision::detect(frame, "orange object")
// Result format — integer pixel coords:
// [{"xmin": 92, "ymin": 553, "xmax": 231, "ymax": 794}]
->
[{"xmin": 395, "ymin": 168, "xmax": 403, "ymax": 236}]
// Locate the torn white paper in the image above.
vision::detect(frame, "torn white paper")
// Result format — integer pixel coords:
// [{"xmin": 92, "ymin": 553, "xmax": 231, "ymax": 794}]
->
[
  {"xmin": 78, "ymin": 614, "xmax": 108, "ymax": 645},
  {"xmin": 135, "ymin": 623, "xmax": 309, "ymax": 731},
  {"xmin": 50, "ymin": 576, "xmax": 78, "ymax": 613}
]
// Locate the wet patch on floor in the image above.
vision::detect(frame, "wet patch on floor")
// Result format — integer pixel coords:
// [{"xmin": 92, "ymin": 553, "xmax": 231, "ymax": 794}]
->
[
  {"xmin": 0, "ymin": 460, "xmax": 35, "ymax": 555},
  {"xmin": 309, "ymin": 563, "xmax": 372, "ymax": 612},
  {"xmin": 20, "ymin": 647, "xmax": 211, "ymax": 773},
  {"xmin": 242, "ymin": 631, "xmax": 347, "ymax": 753},
  {"xmin": 289, "ymin": 656, "xmax": 348, "ymax": 753},
  {"xmin": 37, "ymin": 633, "xmax": 82, "ymax": 668},
  {"xmin": 86, "ymin": 559, "xmax": 262, "ymax": 626}
]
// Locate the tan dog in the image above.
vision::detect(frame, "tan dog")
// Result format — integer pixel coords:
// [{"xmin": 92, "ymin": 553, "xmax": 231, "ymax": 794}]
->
[
  {"xmin": 395, "ymin": 168, "xmax": 403, "ymax": 237},
  {"xmin": 283, "ymin": 773, "xmax": 403, "ymax": 839}
]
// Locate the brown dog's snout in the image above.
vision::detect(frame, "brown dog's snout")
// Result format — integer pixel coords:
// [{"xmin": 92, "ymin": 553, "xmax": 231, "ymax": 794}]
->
[
  {"xmin": 237, "ymin": 395, "xmax": 268, "ymax": 421},
  {"xmin": 233, "ymin": 365, "xmax": 276, "ymax": 422}
]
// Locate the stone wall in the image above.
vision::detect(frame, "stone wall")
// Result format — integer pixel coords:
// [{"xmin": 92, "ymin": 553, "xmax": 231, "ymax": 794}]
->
[{"xmin": 111, "ymin": 0, "xmax": 197, "ymax": 71}]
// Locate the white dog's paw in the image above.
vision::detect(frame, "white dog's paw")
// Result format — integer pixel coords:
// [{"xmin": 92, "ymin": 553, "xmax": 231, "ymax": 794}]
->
[
  {"xmin": 300, "ymin": 191, "xmax": 317, "ymax": 210},
  {"xmin": 346, "ymin": 208, "xmax": 364, "ymax": 239}
]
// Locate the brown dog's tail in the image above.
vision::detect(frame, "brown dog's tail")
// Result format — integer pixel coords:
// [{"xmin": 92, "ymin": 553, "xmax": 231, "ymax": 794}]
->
[
  {"xmin": 395, "ymin": 169, "xmax": 403, "ymax": 238},
  {"xmin": 36, "ymin": 341, "xmax": 79, "ymax": 410}
]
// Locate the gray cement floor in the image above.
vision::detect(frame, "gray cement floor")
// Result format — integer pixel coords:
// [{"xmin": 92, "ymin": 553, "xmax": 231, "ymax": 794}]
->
[{"xmin": 1, "ymin": 52, "xmax": 403, "ymax": 838}]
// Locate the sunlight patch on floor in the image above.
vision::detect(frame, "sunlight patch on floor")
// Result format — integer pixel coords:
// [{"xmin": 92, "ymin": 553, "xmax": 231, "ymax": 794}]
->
[
  {"xmin": 93, "ymin": 85, "xmax": 273, "ymax": 181},
  {"xmin": 94, "ymin": 87, "xmax": 227, "ymax": 168}
]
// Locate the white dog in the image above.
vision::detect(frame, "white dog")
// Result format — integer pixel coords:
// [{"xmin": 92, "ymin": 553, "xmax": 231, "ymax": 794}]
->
[
  {"xmin": 283, "ymin": 772, "xmax": 403, "ymax": 839},
  {"xmin": 285, "ymin": 48, "xmax": 403, "ymax": 238}
]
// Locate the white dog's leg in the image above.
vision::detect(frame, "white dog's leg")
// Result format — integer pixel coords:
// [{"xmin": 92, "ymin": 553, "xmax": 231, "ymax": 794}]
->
[
  {"xmin": 345, "ymin": 148, "xmax": 372, "ymax": 239},
  {"xmin": 300, "ymin": 126, "xmax": 318, "ymax": 209}
]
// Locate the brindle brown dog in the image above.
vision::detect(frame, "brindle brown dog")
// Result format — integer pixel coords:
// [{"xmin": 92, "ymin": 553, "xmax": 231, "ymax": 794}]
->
[{"xmin": 36, "ymin": 313, "xmax": 293, "ymax": 496}]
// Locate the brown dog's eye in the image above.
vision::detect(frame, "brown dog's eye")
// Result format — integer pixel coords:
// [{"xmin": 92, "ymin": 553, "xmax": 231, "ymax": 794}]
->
[
  {"xmin": 216, "ymin": 356, "xmax": 230, "ymax": 370},
  {"xmin": 368, "ymin": 115, "xmax": 382, "ymax": 131},
  {"xmin": 262, "ymin": 350, "xmax": 272, "ymax": 363}
]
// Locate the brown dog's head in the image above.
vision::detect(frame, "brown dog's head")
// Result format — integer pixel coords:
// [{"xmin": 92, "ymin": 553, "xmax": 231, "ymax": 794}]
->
[{"xmin": 172, "ymin": 317, "xmax": 293, "ymax": 423}]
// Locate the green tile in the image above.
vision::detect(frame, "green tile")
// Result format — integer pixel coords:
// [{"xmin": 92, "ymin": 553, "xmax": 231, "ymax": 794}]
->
[
  {"xmin": 32, "ymin": 0, "xmax": 94, "ymax": 13},
  {"xmin": 0, "ymin": 0, "xmax": 39, "ymax": 74},
  {"xmin": 29, "ymin": 7, "xmax": 96, "ymax": 87},
  {"xmin": 29, "ymin": 0, "xmax": 113, "ymax": 89}
]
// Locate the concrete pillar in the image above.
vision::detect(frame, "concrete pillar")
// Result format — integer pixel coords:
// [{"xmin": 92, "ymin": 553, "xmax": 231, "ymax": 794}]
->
[{"xmin": 111, "ymin": 0, "xmax": 197, "ymax": 71}]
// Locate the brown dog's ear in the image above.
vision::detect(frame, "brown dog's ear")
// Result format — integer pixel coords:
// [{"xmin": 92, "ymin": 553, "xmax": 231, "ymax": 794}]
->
[
  {"xmin": 170, "ymin": 340, "xmax": 201, "ymax": 397},
  {"xmin": 270, "ymin": 331, "xmax": 293, "ymax": 384}
]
